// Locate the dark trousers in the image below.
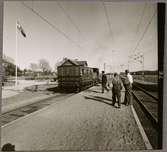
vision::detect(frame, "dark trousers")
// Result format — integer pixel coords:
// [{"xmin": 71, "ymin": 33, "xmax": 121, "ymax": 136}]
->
[
  {"xmin": 102, "ymin": 83, "xmax": 109, "ymax": 93},
  {"xmin": 124, "ymin": 87, "xmax": 132, "ymax": 105},
  {"xmin": 112, "ymin": 91, "xmax": 121, "ymax": 106}
]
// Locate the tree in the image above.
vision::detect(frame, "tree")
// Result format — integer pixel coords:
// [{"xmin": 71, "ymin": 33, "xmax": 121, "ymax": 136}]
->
[
  {"xmin": 29, "ymin": 63, "xmax": 39, "ymax": 72},
  {"xmin": 39, "ymin": 59, "xmax": 51, "ymax": 74},
  {"xmin": 54, "ymin": 58, "xmax": 68, "ymax": 72},
  {"xmin": 2, "ymin": 60, "xmax": 22, "ymax": 77},
  {"xmin": 54, "ymin": 61, "xmax": 62, "ymax": 72}
]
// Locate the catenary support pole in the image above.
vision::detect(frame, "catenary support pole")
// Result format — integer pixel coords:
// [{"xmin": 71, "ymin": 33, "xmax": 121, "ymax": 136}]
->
[{"xmin": 15, "ymin": 21, "xmax": 18, "ymax": 87}]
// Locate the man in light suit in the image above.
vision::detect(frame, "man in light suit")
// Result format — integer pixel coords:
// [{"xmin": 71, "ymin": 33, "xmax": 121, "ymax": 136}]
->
[{"xmin": 122, "ymin": 70, "xmax": 133, "ymax": 105}]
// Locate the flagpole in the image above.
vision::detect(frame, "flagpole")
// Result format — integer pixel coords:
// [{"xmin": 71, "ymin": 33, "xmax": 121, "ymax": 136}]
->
[
  {"xmin": 15, "ymin": 21, "xmax": 18, "ymax": 87},
  {"xmin": 15, "ymin": 21, "xmax": 26, "ymax": 87}
]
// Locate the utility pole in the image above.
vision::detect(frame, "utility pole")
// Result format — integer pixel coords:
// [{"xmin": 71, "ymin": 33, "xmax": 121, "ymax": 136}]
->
[
  {"xmin": 142, "ymin": 55, "xmax": 144, "ymax": 81},
  {"xmin": 120, "ymin": 64, "xmax": 124, "ymax": 72},
  {"xmin": 15, "ymin": 21, "xmax": 18, "ymax": 87},
  {"xmin": 128, "ymin": 60, "xmax": 130, "ymax": 70},
  {"xmin": 132, "ymin": 53, "xmax": 145, "ymax": 81},
  {"xmin": 104, "ymin": 63, "xmax": 106, "ymax": 72}
]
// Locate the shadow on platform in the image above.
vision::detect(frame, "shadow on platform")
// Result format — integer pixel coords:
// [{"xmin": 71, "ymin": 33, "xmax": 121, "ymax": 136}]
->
[
  {"xmin": 84, "ymin": 95, "xmax": 114, "ymax": 107},
  {"xmin": 84, "ymin": 89, "xmax": 102, "ymax": 93},
  {"xmin": 47, "ymin": 87, "xmax": 77, "ymax": 93},
  {"xmin": 93, "ymin": 95, "xmax": 113, "ymax": 102}
]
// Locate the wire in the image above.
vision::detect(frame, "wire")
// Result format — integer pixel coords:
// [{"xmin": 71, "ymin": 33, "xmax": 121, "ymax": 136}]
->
[
  {"xmin": 132, "ymin": 8, "xmax": 156, "ymax": 54},
  {"xmin": 136, "ymin": 3, "xmax": 148, "ymax": 34},
  {"xmin": 56, "ymin": 1, "xmax": 85, "ymax": 40},
  {"xmin": 21, "ymin": 2, "xmax": 83, "ymax": 50},
  {"xmin": 102, "ymin": 0, "xmax": 113, "ymax": 39}
]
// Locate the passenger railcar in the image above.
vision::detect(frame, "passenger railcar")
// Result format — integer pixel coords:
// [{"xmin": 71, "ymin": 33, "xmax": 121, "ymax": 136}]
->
[{"xmin": 57, "ymin": 59, "xmax": 99, "ymax": 92}]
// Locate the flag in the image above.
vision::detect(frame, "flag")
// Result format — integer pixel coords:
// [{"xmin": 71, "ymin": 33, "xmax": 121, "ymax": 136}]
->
[{"xmin": 17, "ymin": 22, "xmax": 26, "ymax": 38}]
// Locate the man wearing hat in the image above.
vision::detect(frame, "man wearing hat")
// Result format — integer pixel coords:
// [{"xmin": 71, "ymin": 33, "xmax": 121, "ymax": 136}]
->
[
  {"xmin": 122, "ymin": 69, "xmax": 133, "ymax": 105},
  {"xmin": 101, "ymin": 71, "xmax": 109, "ymax": 93},
  {"xmin": 112, "ymin": 73, "xmax": 123, "ymax": 108}
]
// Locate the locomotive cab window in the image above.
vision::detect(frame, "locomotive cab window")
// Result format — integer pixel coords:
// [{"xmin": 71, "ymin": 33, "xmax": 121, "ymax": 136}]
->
[{"xmin": 82, "ymin": 69, "xmax": 84, "ymax": 75}]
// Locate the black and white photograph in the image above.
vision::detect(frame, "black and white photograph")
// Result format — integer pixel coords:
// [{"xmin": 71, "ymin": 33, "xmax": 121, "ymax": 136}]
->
[{"xmin": 1, "ymin": 1, "xmax": 165, "ymax": 151}]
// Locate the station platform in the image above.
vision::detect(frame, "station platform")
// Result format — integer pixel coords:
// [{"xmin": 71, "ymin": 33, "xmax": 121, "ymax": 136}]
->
[{"xmin": 1, "ymin": 85, "xmax": 151, "ymax": 151}]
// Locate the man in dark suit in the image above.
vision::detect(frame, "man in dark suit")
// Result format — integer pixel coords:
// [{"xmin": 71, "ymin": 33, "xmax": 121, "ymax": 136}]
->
[
  {"xmin": 112, "ymin": 73, "xmax": 123, "ymax": 108},
  {"xmin": 101, "ymin": 71, "xmax": 109, "ymax": 93}
]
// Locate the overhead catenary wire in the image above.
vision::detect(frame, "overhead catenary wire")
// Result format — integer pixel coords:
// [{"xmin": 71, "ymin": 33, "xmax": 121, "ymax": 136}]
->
[
  {"xmin": 131, "ymin": 8, "xmax": 157, "ymax": 54},
  {"xmin": 136, "ymin": 3, "xmax": 148, "ymax": 34},
  {"xmin": 21, "ymin": 2, "xmax": 84, "ymax": 50},
  {"xmin": 102, "ymin": 0, "xmax": 113, "ymax": 39},
  {"xmin": 31, "ymin": 0, "xmax": 34, "ymax": 11},
  {"xmin": 57, "ymin": 1, "xmax": 96, "ymax": 54},
  {"xmin": 56, "ymin": 1, "xmax": 85, "ymax": 40}
]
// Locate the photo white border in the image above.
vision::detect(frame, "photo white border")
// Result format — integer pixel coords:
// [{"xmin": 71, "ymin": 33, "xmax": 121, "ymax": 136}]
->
[{"xmin": 0, "ymin": 0, "xmax": 166, "ymax": 152}]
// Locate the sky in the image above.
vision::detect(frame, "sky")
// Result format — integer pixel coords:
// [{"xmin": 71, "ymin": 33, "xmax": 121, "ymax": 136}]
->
[{"xmin": 3, "ymin": 1, "xmax": 158, "ymax": 73}]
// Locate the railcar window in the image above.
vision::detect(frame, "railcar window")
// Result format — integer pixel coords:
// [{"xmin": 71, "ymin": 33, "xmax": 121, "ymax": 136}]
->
[
  {"xmin": 68, "ymin": 67, "xmax": 69, "ymax": 75},
  {"xmin": 66, "ymin": 67, "xmax": 70, "ymax": 76},
  {"xmin": 77, "ymin": 67, "xmax": 79, "ymax": 76},
  {"xmin": 74, "ymin": 67, "xmax": 76, "ymax": 76},
  {"xmin": 62, "ymin": 67, "xmax": 64, "ymax": 75},
  {"xmin": 71, "ymin": 67, "xmax": 74, "ymax": 76},
  {"xmin": 65, "ymin": 67, "xmax": 68, "ymax": 75},
  {"xmin": 69, "ymin": 67, "xmax": 72, "ymax": 76},
  {"xmin": 64, "ymin": 67, "xmax": 66, "ymax": 75},
  {"xmin": 80, "ymin": 68, "xmax": 82, "ymax": 75},
  {"xmin": 59, "ymin": 68, "xmax": 62, "ymax": 76}
]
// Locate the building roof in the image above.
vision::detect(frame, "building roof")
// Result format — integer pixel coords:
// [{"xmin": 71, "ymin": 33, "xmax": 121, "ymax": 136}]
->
[
  {"xmin": 77, "ymin": 61, "xmax": 88, "ymax": 66},
  {"xmin": 3, "ymin": 54, "xmax": 14, "ymax": 64},
  {"xmin": 59, "ymin": 58, "xmax": 88, "ymax": 67}
]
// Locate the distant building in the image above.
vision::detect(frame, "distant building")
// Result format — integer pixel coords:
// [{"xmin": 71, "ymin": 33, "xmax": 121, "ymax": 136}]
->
[
  {"xmin": 2, "ymin": 54, "xmax": 22, "ymax": 78},
  {"xmin": 3, "ymin": 54, "xmax": 14, "ymax": 64}
]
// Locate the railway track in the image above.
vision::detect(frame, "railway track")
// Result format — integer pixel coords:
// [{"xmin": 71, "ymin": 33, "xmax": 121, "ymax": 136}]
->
[
  {"xmin": 133, "ymin": 85, "xmax": 158, "ymax": 100},
  {"xmin": 132, "ymin": 87, "xmax": 158, "ymax": 129},
  {"xmin": 1, "ymin": 93, "xmax": 74, "ymax": 126},
  {"xmin": 132, "ymin": 95, "xmax": 159, "ymax": 149},
  {"xmin": 120, "ymin": 76, "xmax": 158, "ymax": 128}
]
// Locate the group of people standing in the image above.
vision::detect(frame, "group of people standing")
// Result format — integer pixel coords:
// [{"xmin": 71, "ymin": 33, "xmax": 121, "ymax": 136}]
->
[{"xmin": 101, "ymin": 70, "xmax": 133, "ymax": 108}]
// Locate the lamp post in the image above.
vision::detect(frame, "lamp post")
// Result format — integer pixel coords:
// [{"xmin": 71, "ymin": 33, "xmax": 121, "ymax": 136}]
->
[
  {"xmin": 120, "ymin": 64, "xmax": 124, "ymax": 72},
  {"xmin": 106, "ymin": 64, "xmax": 112, "ymax": 74},
  {"xmin": 128, "ymin": 60, "xmax": 130, "ymax": 70},
  {"xmin": 128, "ymin": 55, "xmax": 134, "ymax": 71},
  {"xmin": 141, "ymin": 55, "xmax": 144, "ymax": 81},
  {"xmin": 104, "ymin": 63, "xmax": 106, "ymax": 72},
  {"xmin": 137, "ymin": 55, "xmax": 144, "ymax": 81}
]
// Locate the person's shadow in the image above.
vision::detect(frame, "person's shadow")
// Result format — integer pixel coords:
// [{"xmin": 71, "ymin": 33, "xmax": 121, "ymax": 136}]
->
[
  {"xmin": 84, "ymin": 89, "xmax": 101, "ymax": 93},
  {"xmin": 84, "ymin": 95, "xmax": 114, "ymax": 107}
]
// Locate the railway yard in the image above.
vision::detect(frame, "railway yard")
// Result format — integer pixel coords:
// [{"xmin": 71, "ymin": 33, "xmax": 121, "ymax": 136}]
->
[
  {"xmin": 132, "ymin": 84, "xmax": 159, "ymax": 149},
  {"xmin": 1, "ymin": 78, "xmax": 160, "ymax": 151}
]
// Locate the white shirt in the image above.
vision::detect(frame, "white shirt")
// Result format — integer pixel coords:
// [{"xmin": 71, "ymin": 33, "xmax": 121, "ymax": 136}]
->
[{"xmin": 127, "ymin": 73, "xmax": 133, "ymax": 84}]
